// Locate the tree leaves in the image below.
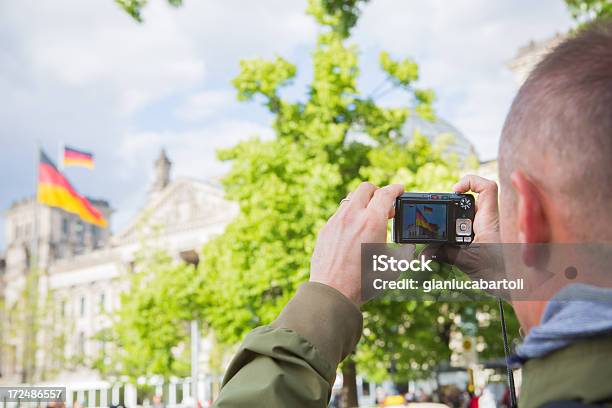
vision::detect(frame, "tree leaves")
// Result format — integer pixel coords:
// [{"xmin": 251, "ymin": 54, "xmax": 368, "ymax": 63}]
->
[
  {"xmin": 565, "ymin": 0, "xmax": 612, "ymax": 23},
  {"xmin": 96, "ymin": 247, "xmax": 202, "ymax": 380},
  {"xmin": 307, "ymin": 0, "xmax": 370, "ymax": 38},
  {"xmin": 115, "ymin": 0, "xmax": 182, "ymax": 22},
  {"xmin": 233, "ymin": 58, "xmax": 297, "ymax": 113},
  {"xmin": 200, "ymin": 0, "xmax": 493, "ymax": 383}
]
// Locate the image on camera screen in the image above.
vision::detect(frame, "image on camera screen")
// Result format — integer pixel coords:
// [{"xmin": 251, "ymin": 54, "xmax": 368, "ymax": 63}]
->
[{"xmin": 402, "ymin": 203, "xmax": 447, "ymax": 240}]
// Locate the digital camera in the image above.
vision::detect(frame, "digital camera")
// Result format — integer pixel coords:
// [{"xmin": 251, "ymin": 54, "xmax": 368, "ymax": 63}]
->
[{"xmin": 392, "ymin": 192, "xmax": 475, "ymax": 245}]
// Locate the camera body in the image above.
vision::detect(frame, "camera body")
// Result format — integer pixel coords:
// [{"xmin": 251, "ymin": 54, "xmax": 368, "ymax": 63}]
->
[{"xmin": 393, "ymin": 192, "xmax": 475, "ymax": 245}]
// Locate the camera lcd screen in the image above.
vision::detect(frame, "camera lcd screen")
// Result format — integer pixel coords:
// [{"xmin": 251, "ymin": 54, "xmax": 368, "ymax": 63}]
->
[{"xmin": 401, "ymin": 203, "xmax": 447, "ymax": 241}]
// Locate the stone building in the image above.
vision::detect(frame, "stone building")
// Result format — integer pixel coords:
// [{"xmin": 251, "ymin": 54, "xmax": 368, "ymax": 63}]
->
[
  {"xmin": 0, "ymin": 150, "xmax": 238, "ymax": 400},
  {"xmin": 402, "ymin": 115, "xmax": 479, "ymax": 162}
]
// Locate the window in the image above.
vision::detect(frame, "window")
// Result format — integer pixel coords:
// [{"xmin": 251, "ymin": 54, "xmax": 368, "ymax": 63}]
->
[
  {"xmin": 92, "ymin": 225, "xmax": 100, "ymax": 248},
  {"xmin": 62, "ymin": 218, "xmax": 69, "ymax": 236},
  {"xmin": 362, "ymin": 380, "xmax": 371, "ymax": 397},
  {"xmin": 99, "ymin": 292, "xmax": 105, "ymax": 313},
  {"xmin": 80, "ymin": 296, "xmax": 86, "ymax": 317},
  {"xmin": 78, "ymin": 332, "xmax": 85, "ymax": 357},
  {"xmin": 75, "ymin": 221, "xmax": 84, "ymax": 242},
  {"xmin": 73, "ymin": 221, "xmax": 85, "ymax": 254}
]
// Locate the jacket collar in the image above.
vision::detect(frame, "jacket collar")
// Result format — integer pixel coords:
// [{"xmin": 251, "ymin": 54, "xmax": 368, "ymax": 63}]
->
[{"xmin": 519, "ymin": 335, "xmax": 612, "ymax": 408}]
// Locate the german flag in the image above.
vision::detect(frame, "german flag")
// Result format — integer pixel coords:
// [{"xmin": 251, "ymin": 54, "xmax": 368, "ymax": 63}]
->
[
  {"xmin": 415, "ymin": 208, "xmax": 438, "ymax": 233},
  {"xmin": 38, "ymin": 150, "xmax": 107, "ymax": 228},
  {"xmin": 63, "ymin": 145, "xmax": 94, "ymax": 169}
]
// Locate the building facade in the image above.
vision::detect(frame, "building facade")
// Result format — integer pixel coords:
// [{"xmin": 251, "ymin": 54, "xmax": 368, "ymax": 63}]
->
[{"xmin": 0, "ymin": 150, "xmax": 238, "ymax": 393}]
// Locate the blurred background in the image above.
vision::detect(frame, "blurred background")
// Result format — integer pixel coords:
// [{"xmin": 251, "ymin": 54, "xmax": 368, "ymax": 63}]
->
[{"xmin": 0, "ymin": 0, "xmax": 606, "ymax": 407}]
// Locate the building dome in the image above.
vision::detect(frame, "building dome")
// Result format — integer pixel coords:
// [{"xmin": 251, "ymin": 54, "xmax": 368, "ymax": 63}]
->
[{"xmin": 401, "ymin": 114, "xmax": 478, "ymax": 162}]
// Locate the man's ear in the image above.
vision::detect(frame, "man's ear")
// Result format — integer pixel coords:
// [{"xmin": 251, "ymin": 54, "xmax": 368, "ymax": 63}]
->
[{"xmin": 510, "ymin": 170, "xmax": 551, "ymax": 244}]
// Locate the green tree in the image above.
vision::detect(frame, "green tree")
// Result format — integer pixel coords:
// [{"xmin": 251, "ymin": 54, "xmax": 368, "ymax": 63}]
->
[
  {"xmin": 565, "ymin": 0, "xmax": 612, "ymax": 23},
  {"xmin": 0, "ymin": 267, "xmax": 72, "ymax": 382},
  {"xmin": 203, "ymin": 0, "xmax": 455, "ymax": 343},
  {"xmin": 5, "ymin": 268, "xmax": 41, "ymax": 383},
  {"xmin": 116, "ymin": 0, "xmax": 182, "ymax": 22},
  {"xmin": 38, "ymin": 287, "xmax": 73, "ymax": 380},
  {"xmin": 96, "ymin": 242, "xmax": 205, "ymax": 380},
  {"xmin": 200, "ymin": 0, "xmax": 515, "ymax": 404}
]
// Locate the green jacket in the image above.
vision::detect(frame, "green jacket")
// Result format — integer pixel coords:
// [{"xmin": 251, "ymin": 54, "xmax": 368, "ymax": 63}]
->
[
  {"xmin": 214, "ymin": 282, "xmax": 612, "ymax": 407},
  {"xmin": 214, "ymin": 282, "xmax": 362, "ymax": 407},
  {"xmin": 520, "ymin": 335, "xmax": 612, "ymax": 408}
]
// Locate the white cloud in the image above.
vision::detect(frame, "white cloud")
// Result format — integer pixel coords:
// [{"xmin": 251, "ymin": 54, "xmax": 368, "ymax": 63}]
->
[
  {"xmin": 0, "ymin": 0, "xmax": 315, "ymax": 116},
  {"xmin": 354, "ymin": 0, "xmax": 573, "ymax": 159},
  {"xmin": 115, "ymin": 120, "xmax": 273, "ymax": 181},
  {"xmin": 112, "ymin": 120, "xmax": 273, "ymax": 227},
  {"xmin": 174, "ymin": 90, "xmax": 234, "ymax": 121},
  {"xmin": 2, "ymin": 0, "xmax": 206, "ymax": 114},
  {"xmin": 0, "ymin": 0, "xmax": 577, "ymax": 243},
  {"xmin": 0, "ymin": 0, "xmax": 313, "ymax": 235},
  {"xmin": 172, "ymin": 0, "xmax": 317, "ymax": 62}
]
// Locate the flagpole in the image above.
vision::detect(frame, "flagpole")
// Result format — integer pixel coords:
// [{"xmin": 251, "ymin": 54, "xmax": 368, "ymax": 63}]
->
[
  {"xmin": 58, "ymin": 141, "xmax": 64, "ymax": 171},
  {"xmin": 32, "ymin": 142, "xmax": 40, "ymax": 270}
]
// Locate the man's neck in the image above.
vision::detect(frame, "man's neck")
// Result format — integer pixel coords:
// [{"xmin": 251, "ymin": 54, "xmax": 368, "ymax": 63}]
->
[{"xmin": 513, "ymin": 300, "xmax": 548, "ymax": 333}]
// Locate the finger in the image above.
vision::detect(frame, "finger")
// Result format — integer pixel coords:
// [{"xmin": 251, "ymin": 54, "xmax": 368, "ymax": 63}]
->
[
  {"xmin": 367, "ymin": 184, "xmax": 404, "ymax": 217},
  {"xmin": 349, "ymin": 182, "xmax": 378, "ymax": 208},
  {"xmin": 453, "ymin": 175, "xmax": 499, "ymax": 216},
  {"xmin": 338, "ymin": 192, "xmax": 352, "ymax": 208},
  {"xmin": 421, "ymin": 244, "xmax": 461, "ymax": 265},
  {"xmin": 453, "ymin": 174, "xmax": 498, "ymax": 194}
]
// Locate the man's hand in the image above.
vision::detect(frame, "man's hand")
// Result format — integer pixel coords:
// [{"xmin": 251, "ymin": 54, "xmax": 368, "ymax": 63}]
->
[
  {"xmin": 423, "ymin": 175, "xmax": 503, "ymax": 280},
  {"xmin": 453, "ymin": 174, "xmax": 500, "ymax": 243},
  {"xmin": 309, "ymin": 182, "xmax": 404, "ymax": 307}
]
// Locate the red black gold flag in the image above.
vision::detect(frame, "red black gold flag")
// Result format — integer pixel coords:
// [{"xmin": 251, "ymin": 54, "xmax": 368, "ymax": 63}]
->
[
  {"xmin": 63, "ymin": 145, "xmax": 94, "ymax": 169},
  {"xmin": 37, "ymin": 150, "xmax": 107, "ymax": 228},
  {"xmin": 415, "ymin": 207, "xmax": 438, "ymax": 233}
]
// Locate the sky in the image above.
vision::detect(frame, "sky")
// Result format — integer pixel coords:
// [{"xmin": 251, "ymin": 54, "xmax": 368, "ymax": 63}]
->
[{"xmin": 0, "ymin": 0, "xmax": 573, "ymax": 249}]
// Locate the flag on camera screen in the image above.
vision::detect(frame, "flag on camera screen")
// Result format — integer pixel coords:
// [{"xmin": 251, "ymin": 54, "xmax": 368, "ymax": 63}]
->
[
  {"xmin": 416, "ymin": 208, "xmax": 437, "ymax": 233},
  {"xmin": 63, "ymin": 145, "xmax": 94, "ymax": 169}
]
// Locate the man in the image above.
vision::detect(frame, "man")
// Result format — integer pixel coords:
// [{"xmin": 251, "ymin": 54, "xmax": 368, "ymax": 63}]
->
[
  {"xmin": 214, "ymin": 20, "xmax": 612, "ymax": 408},
  {"xmin": 152, "ymin": 395, "xmax": 165, "ymax": 408}
]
